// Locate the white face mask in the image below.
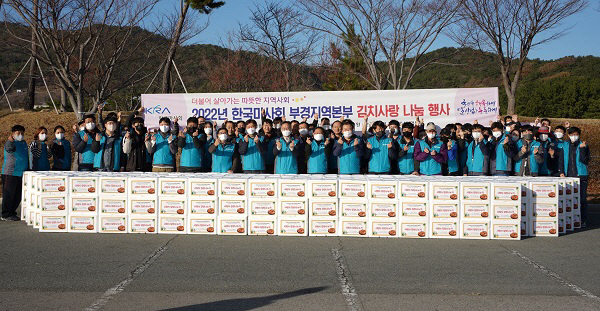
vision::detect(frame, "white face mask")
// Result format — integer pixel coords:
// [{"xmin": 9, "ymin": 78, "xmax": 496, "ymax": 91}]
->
[
  {"xmin": 246, "ymin": 128, "xmax": 256, "ymax": 135},
  {"xmin": 55, "ymin": 133, "xmax": 64, "ymax": 140},
  {"xmin": 85, "ymin": 123, "xmax": 95, "ymax": 131},
  {"xmin": 554, "ymin": 132, "xmax": 564, "ymax": 139},
  {"xmin": 299, "ymin": 129, "xmax": 308, "ymax": 135},
  {"xmin": 14, "ymin": 134, "xmax": 23, "ymax": 142},
  {"xmin": 322, "ymin": 125, "xmax": 331, "ymax": 130},
  {"xmin": 281, "ymin": 130, "xmax": 291, "ymax": 137},
  {"xmin": 106, "ymin": 124, "xmax": 116, "ymax": 132},
  {"xmin": 274, "ymin": 124, "xmax": 281, "ymax": 129},
  {"xmin": 38, "ymin": 134, "xmax": 47, "ymax": 141},
  {"xmin": 218, "ymin": 134, "xmax": 228, "ymax": 141},
  {"xmin": 540, "ymin": 134, "xmax": 548, "ymax": 142},
  {"xmin": 204, "ymin": 128, "xmax": 212, "ymax": 135},
  {"xmin": 160, "ymin": 125, "xmax": 170, "ymax": 133},
  {"xmin": 505, "ymin": 126, "xmax": 511, "ymax": 133},
  {"xmin": 426, "ymin": 133, "xmax": 436, "ymax": 139},
  {"xmin": 492, "ymin": 131, "xmax": 502, "ymax": 138},
  {"xmin": 472, "ymin": 132, "xmax": 481, "ymax": 139},
  {"xmin": 79, "ymin": 126, "xmax": 85, "ymax": 132},
  {"xmin": 314, "ymin": 134, "xmax": 324, "ymax": 141},
  {"xmin": 570, "ymin": 135, "xmax": 579, "ymax": 143},
  {"xmin": 343, "ymin": 131, "xmax": 352, "ymax": 139}
]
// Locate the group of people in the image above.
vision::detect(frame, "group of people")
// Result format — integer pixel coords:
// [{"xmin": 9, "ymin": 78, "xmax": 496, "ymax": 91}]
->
[{"xmin": 1, "ymin": 108, "xmax": 591, "ymax": 226}]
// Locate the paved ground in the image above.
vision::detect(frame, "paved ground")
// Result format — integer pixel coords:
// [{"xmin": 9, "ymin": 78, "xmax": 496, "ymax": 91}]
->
[{"xmin": 1, "ymin": 211, "xmax": 600, "ymax": 310}]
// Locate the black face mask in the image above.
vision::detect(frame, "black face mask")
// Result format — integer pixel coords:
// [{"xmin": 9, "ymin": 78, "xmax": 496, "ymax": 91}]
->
[
  {"xmin": 523, "ymin": 133, "xmax": 533, "ymax": 141},
  {"xmin": 188, "ymin": 126, "xmax": 197, "ymax": 133},
  {"xmin": 375, "ymin": 131, "xmax": 384, "ymax": 138},
  {"xmin": 403, "ymin": 131, "xmax": 412, "ymax": 138},
  {"xmin": 464, "ymin": 133, "xmax": 473, "ymax": 140},
  {"xmin": 238, "ymin": 128, "xmax": 245, "ymax": 135},
  {"xmin": 441, "ymin": 136, "xmax": 449, "ymax": 143}
]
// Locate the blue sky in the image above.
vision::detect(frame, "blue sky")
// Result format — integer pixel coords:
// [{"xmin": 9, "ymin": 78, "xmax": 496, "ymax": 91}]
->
[{"xmin": 159, "ymin": 0, "xmax": 600, "ymax": 60}]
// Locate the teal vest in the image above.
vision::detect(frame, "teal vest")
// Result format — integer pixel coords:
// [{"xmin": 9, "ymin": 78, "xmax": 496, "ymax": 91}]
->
[
  {"xmin": 397, "ymin": 138, "xmax": 415, "ymax": 174},
  {"xmin": 466, "ymin": 140, "xmax": 486, "ymax": 173},
  {"xmin": 34, "ymin": 141, "xmax": 50, "ymax": 171},
  {"xmin": 211, "ymin": 142, "xmax": 235, "ymax": 173},
  {"xmin": 153, "ymin": 133, "xmax": 174, "ymax": 166},
  {"xmin": 367, "ymin": 136, "xmax": 391, "ymax": 173},
  {"xmin": 263, "ymin": 136, "xmax": 277, "ymax": 166},
  {"xmin": 338, "ymin": 139, "xmax": 361, "ymax": 174},
  {"xmin": 308, "ymin": 140, "xmax": 328, "ymax": 174},
  {"xmin": 514, "ymin": 140, "xmax": 541, "ymax": 174},
  {"xmin": 2, "ymin": 140, "xmax": 28, "ymax": 176},
  {"xmin": 447, "ymin": 140, "xmax": 459, "ymax": 173},
  {"xmin": 275, "ymin": 138, "xmax": 299, "ymax": 174},
  {"xmin": 493, "ymin": 135, "xmax": 510, "ymax": 171},
  {"xmin": 180, "ymin": 133, "xmax": 202, "ymax": 168},
  {"xmin": 79, "ymin": 131, "xmax": 95, "ymax": 164},
  {"xmin": 93, "ymin": 135, "xmax": 123, "ymax": 171},
  {"xmin": 202, "ymin": 136, "xmax": 213, "ymax": 169},
  {"xmin": 418, "ymin": 139, "xmax": 443, "ymax": 175},
  {"xmin": 242, "ymin": 136, "xmax": 265, "ymax": 171},
  {"xmin": 562, "ymin": 140, "xmax": 588, "ymax": 176}
]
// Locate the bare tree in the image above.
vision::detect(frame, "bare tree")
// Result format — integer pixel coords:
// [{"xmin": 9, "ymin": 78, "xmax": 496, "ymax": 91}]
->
[
  {"xmin": 299, "ymin": 0, "xmax": 461, "ymax": 90},
  {"xmin": 23, "ymin": 0, "xmax": 37, "ymax": 110},
  {"xmin": 160, "ymin": 0, "xmax": 223, "ymax": 93},
  {"xmin": 454, "ymin": 0, "xmax": 587, "ymax": 114},
  {"xmin": 238, "ymin": 1, "xmax": 318, "ymax": 91},
  {"xmin": 5, "ymin": 0, "xmax": 159, "ymax": 119}
]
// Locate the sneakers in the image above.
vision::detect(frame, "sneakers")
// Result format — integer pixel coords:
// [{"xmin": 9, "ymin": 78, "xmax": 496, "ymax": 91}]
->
[
  {"xmin": 581, "ymin": 221, "xmax": 587, "ymax": 228},
  {"xmin": 1, "ymin": 216, "xmax": 20, "ymax": 221}
]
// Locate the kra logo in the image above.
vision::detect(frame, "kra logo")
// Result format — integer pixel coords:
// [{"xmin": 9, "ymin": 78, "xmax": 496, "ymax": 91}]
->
[{"xmin": 145, "ymin": 105, "xmax": 171, "ymax": 114}]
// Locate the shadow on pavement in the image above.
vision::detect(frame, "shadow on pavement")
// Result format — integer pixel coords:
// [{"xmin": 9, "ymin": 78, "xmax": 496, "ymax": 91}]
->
[{"xmin": 160, "ymin": 286, "xmax": 329, "ymax": 311}]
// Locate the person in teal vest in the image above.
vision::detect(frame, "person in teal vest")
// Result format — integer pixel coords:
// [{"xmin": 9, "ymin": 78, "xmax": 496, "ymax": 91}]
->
[
  {"xmin": 457, "ymin": 123, "xmax": 473, "ymax": 175},
  {"xmin": 413, "ymin": 123, "xmax": 447, "ymax": 175},
  {"xmin": 209, "ymin": 128, "xmax": 240, "ymax": 173},
  {"xmin": 463, "ymin": 124, "xmax": 489, "ymax": 176},
  {"xmin": 327, "ymin": 120, "xmax": 343, "ymax": 174},
  {"xmin": 488, "ymin": 122, "xmax": 515, "ymax": 176},
  {"xmin": 201, "ymin": 121, "xmax": 214, "ymax": 172},
  {"xmin": 365, "ymin": 121, "xmax": 396, "ymax": 174},
  {"xmin": 396, "ymin": 122, "xmax": 418, "ymax": 175},
  {"xmin": 305, "ymin": 127, "xmax": 332, "ymax": 174},
  {"xmin": 260, "ymin": 119, "xmax": 277, "ymax": 174},
  {"xmin": 536, "ymin": 126, "xmax": 559, "ymax": 176},
  {"xmin": 273, "ymin": 122, "xmax": 302, "ymax": 174},
  {"xmin": 2, "ymin": 124, "xmax": 29, "ymax": 220},
  {"xmin": 50, "ymin": 126, "xmax": 71, "ymax": 171},
  {"xmin": 235, "ymin": 120, "xmax": 246, "ymax": 142},
  {"xmin": 29, "ymin": 127, "xmax": 51, "ymax": 171},
  {"xmin": 439, "ymin": 128, "xmax": 459, "ymax": 175},
  {"xmin": 513, "ymin": 125, "xmax": 544, "ymax": 176},
  {"xmin": 560, "ymin": 126, "xmax": 590, "ymax": 226},
  {"xmin": 73, "ymin": 114, "xmax": 101, "ymax": 171},
  {"xmin": 91, "ymin": 116, "xmax": 124, "ymax": 172},
  {"xmin": 238, "ymin": 119, "xmax": 267, "ymax": 173},
  {"xmin": 332, "ymin": 119, "xmax": 365, "ymax": 175},
  {"xmin": 551, "ymin": 125, "xmax": 567, "ymax": 176},
  {"xmin": 177, "ymin": 117, "xmax": 205, "ymax": 173},
  {"xmin": 145, "ymin": 116, "xmax": 179, "ymax": 172}
]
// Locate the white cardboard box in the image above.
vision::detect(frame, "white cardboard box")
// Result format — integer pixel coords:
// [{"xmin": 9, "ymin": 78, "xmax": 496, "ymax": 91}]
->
[
  {"xmin": 309, "ymin": 217, "xmax": 338, "ymax": 236},
  {"xmin": 338, "ymin": 217, "xmax": 369, "ymax": 237},
  {"xmin": 188, "ymin": 216, "xmax": 217, "ymax": 235},
  {"xmin": 99, "ymin": 176, "xmax": 128, "ymax": 196},
  {"xmin": 39, "ymin": 176, "xmax": 68, "ymax": 194},
  {"xmin": 188, "ymin": 178, "xmax": 218, "ymax": 197},
  {"xmin": 158, "ymin": 196, "xmax": 187, "ymax": 216},
  {"xmin": 158, "ymin": 178, "xmax": 187, "ymax": 196},
  {"xmin": 248, "ymin": 216, "xmax": 277, "ymax": 235},
  {"xmin": 399, "ymin": 218, "xmax": 428, "ymax": 238},
  {"xmin": 492, "ymin": 183, "xmax": 521, "ymax": 202},
  {"xmin": 400, "ymin": 201, "xmax": 428, "ymax": 218},
  {"xmin": 532, "ymin": 202, "xmax": 558, "ymax": 218},
  {"xmin": 461, "ymin": 182, "xmax": 490, "ymax": 201},
  {"xmin": 248, "ymin": 179, "xmax": 278, "ymax": 198},
  {"xmin": 370, "ymin": 220, "xmax": 398, "ymax": 238},
  {"xmin": 339, "ymin": 199, "xmax": 369, "ymax": 218},
  {"xmin": 99, "ymin": 215, "xmax": 128, "ymax": 233},
  {"xmin": 367, "ymin": 179, "xmax": 397, "ymax": 200},
  {"xmin": 129, "ymin": 216, "xmax": 157, "ymax": 234},
  {"xmin": 128, "ymin": 177, "xmax": 158, "ymax": 195},
  {"xmin": 529, "ymin": 181, "xmax": 559, "ymax": 201},
  {"xmin": 309, "ymin": 179, "xmax": 338, "ymax": 198},
  {"xmin": 278, "ymin": 198, "xmax": 308, "ymax": 216},
  {"xmin": 219, "ymin": 197, "xmax": 247, "ymax": 216},
  {"xmin": 521, "ymin": 219, "xmax": 528, "ymax": 237},
  {"xmin": 369, "ymin": 200, "xmax": 398, "ymax": 218},
  {"xmin": 429, "ymin": 218, "xmax": 459, "ymax": 239},
  {"xmin": 398, "ymin": 181, "xmax": 428, "ymax": 200},
  {"xmin": 38, "ymin": 195, "xmax": 68, "ymax": 213},
  {"xmin": 430, "ymin": 201, "xmax": 460, "ymax": 219},
  {"xmin": 39, "ymin": 213, "xmax": 68, "ymax": 233},
  {"xmin": 429, "ymin": 182, "xmax": 459, "ymax": 201},
  {"xmin": 278, "ymin": 216, "xmax": 308, "ymax": 236},
  {"xmin": 248, "ymin": 198, "xmax": 277, "ymax": 216},
  {"xmin": 158, "ymin": 215, "xmax": 186, "ymax": 234},
  {"xmin": 461, "ymin": 202, "xmax": 490, "ymax": 220},
  {"xmin": 70, "ymin": 196, "xmax": 98, "ymax": 214},
  {"xmin": 188, "ymin": 198, "xmax": 217, "ymax": 216},
  {"xmin": 530, "ymin": 218, "xmax": 559, "ymax": 237},
  {"xmin": 279, "ymin": 180, "xmax": 307, "ymax": 198},
  {"xmin": 491, "ymin": 202, "xmax": 521, "ymax": 221},
  {"xmin": 460, "ymin": 221, "xmax": 490, "ymax": 239},
  {"xmin": 339, "ymin": 179, "xmax": 367, "ymax": 199},
  {"xmin": 99, "ymin": 197, "xmax": 128, "ymax": 215},
  {"xmin": 129, "ymin": 197, "xmax": 158, "ymax": 216},
  {"xmin": 309, "ymin": 199, "xmax": 338, "ymax": 217},
  {"xmin": 218, "ymin": 178, "xmax": 248, "ymax": 196},
  {"xmin": 490, "ymin": 221, "xmax": 521, "ymax": 240},
  {"xmin": 69, "ymin": 176, "xmax": 98, "ymax": 195},
  {"xmin": 217, "ymin": 216, "xmax": 247, "ymax": 235},
  {"xmin": 68, "ymin": 213, "xmax": 97, "ymax": 233}
]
